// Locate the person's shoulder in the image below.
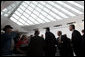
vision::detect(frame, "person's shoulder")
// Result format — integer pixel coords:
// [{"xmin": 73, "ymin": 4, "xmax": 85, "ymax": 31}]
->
[
  {"xmin": 74, "ymin": 30, "xmax": 81, "ymax": 34},
  {"xmin": 74, "ymin": 30, "xmax": 79, "ymax": 32}
]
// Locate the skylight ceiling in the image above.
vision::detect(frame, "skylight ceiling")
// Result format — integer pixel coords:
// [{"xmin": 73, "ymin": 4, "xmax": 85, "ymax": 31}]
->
[{"xmin": 1, "ymin": 1, "xmax": 84, "ymax": 26}]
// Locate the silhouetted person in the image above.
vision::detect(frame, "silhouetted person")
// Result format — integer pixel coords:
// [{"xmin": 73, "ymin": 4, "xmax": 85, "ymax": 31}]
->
[
  {"xmin": 30, "ymin": 35, "xmax": 34, "ymax": 38},
  {"xmin": 62, "ymin": 34, "xmax": 73, "ymax": 56},
  {"xmin": 0, "ymin": 25, "xmax": 14, "ymax": 56},
  {"xmin": 45, "ymin": 28, "xmax": 57, "ymax": 56},
  {"xmin": 69, "ymin": 25, "xmax": 82, "ymax": 56},
  {"xmin": 81, "ymin": 29, "xmax": 85, "ymax": 56},
  {"xmin": 56, "ymin": 31, "xmax": 73, "ymax": 56},
  {"xmin": 27, "ymin": 30, "xmax": 45, "ymax": 56},
  {"xmin": 41, "ymin": 34, "xmax": 44, "ymax": 38}
]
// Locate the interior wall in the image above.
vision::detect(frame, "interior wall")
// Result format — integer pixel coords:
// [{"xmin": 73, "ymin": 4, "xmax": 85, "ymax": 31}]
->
[{"xmin": 26, "ymin": 22, "xmax": 84, "ymax": 39}]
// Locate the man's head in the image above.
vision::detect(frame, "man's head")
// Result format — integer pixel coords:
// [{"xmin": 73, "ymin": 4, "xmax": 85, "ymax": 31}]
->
[
  {"xmin": 82, "ymin": 29, "xmax": 84, "ymax": 34},
  {"xmin": 34, "ymin": 30, "xmax": 40, "ymax": 36},
  {"xmin": 69, "ymin": 24, "xmax": 75, "ymax": 31},
  {"xmin": 46, "ymin": 27, "xmax": 50, "ymax": 32},
  {"xmin": 57, "ymin": 31, "xmax": 62, "ymax": 36},
  {"xmin": 3, "ymin": 25, "xmax": 13, "ymax": 33}
]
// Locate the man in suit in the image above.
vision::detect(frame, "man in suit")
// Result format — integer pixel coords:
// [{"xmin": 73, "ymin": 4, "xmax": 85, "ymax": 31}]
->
[
  {"xmin": 45, "ymin": 28, "xmax": 57, "ymax": 56},
  {"xmin": 56, "ymin": 31, "xmax": 73, "ymax": 56},
  {"xmin": 81, "ymin": 29, "xmax": 85, "ymax": 56},
  {"xmin": 69, "ymin": 25, "xmax": 82, "ymax": 56},
  {"xmin": 27, "ymin": 30, "xmax": 45, "ymax": 56}
]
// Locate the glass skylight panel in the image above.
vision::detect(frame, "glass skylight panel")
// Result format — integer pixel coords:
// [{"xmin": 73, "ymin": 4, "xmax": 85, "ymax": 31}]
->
[
  {"xmin": 38, "ymin": 1, "xmax": 65, "ymax": 18},
  {"xmin": 40, "ymin": 10, "xmax": 48, "ymax": 17},
  {"xmin": 20, "ymin": 15, "xmax": 34, "ymax": 25},
  {"xmin": 31, "ymin": 13, "xmax": 43, "ymax": 23},
  {"xmin": 20, "ymin": 15, "xmax": 27, "ymax": 21},
  {"xmin": 20, "ymin": 16, "xmax": 31, "ymax": 25},
  {"xmin": 67, "ymin": 1, "xmax": 84, "ymax": 9},
  {"xmin": 32, "ymin": 2, "xmax": 52, "ymax": 22},
  {"xmin": 39, "ymin": 1, "xmax": 46, "ymax": 5},
  {"xmin": 6, "ymin": 1, "xmax": 83, "ymax": 26},
  {"xmin": 33, "ymin": 7, "xmax": 51, "ymax": 22},
  {"xmin": 37, "ymin": 17, "xmax": 45, "ymax": 23},
  {"xmin": 12, "ymin": 14, "xmax": 20, "ymax": 19},
  {"xmin": 30, "ymin": 2, "xmax": 37, "ymax": 8},
  {"xmin": 19, "ymin": 5, "xmax": 26, "ymax": 11},
  {"xmin": 27, "ymin": 6, "xmax": 34, "ymax": 12},
  {"xmin": 14, "ymin": 11, "xmax": 22, "ymax": 16},
  {"xmin": 18, "ymin": 18, "xmax": 29, "ymax": 25},
  {"xmin": 10, "ymin": 17, "xmax": 23, "ymax": 25},
  {"xmin": 39, "ymin": 14, "xmax": 50, "ymax": 22},
  {"xmin": 45, "ymin": 2, "xmax": 52, "ymax": 9},
  {"xmin": 33, "ymin": 9, "xmax": 50, "ymax": 22},
  {"xmin": 37, "ymin": 3, "xmax": 57, "ymax": 21},
  {"xmin": 46, "ymin": 15, "xmax": 56, "ymax": 21},
  {"xmin": 18, "ymin": 19, "xmax": 27, "ymax": 24},
  {"xmin": 24, "ymin": 1, "xmax": 30, "ymax": 4},
  {"xmin": 45, "ymin": 2, "xmax": 68, "ymax": 18},
  {"xmin": 23, "ymin": 12, "xmax": 29, "ymax": 17},
  {"xmin": 37, "ymin": 3, "xmax": 44, "ymax": 9},
  {"xmin": 35, "ymin": 6, "xmax": 42, "ymax": 13},
  {"xmin": 52, "ymin": 1, "xmax": 76, "ymax": 16},
  {"xmin": 17, "ymin": 8, "xmax": 24, "ymax": 13},
  {"xmin": 33, "ymin": 10, "xmax": 40, "ymax": 16},
  {"xmin": 49, "ymin": 11, "xmax": 62, "ymax": 20},
  {"xmin": 56, "ymin": 1, "xmax": 83, "ymax": 14},
  {"xmin": 22, "ymin": 13, "xmax": 35, "ymax": 25},
  {"xmin": 32, "ymin": 1, "xmax": 38, "ymax": 5},
  {"xmin": 34, "ymin": 7, "xmax": 51, "ymax": 22},
  {"xmin": 29, "ymin": 16, "xmax": 39, "ymax": 24},
  {"xmin": 22, "ymin": 2, "xmax": 28, "ymax": 7}
]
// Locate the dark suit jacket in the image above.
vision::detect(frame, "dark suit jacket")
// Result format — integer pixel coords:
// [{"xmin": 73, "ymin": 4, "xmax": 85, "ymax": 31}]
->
[
  {"xmin": 45, "ymin": 32, "xmax": 57, "ymax": 53},
  {"xmin": 45, "ymin": 32, "xmax": 57, "ymax": 47},
  {"xmin": 57, "ymin": 35, "xmax": 72, "ymax": 51},
  {"xmin": 57, "ymin": 35, "xmax": 73, "ymax": 56},
  {"xmin": 27, "ymin": 36, "xmax": 45, "ymax": 56},
  {"xmin": 82, "ymin": 34, "xmax": 85, "ymax": 52},
  {"xmin": 72, "ymin": 30, "xmax": 82, "ymax": 49}
]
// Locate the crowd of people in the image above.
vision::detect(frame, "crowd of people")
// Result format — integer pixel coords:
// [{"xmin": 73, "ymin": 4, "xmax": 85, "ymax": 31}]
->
[{"xmin": 0, "ymin": 25, "xmax": 84, "ymax": 56}]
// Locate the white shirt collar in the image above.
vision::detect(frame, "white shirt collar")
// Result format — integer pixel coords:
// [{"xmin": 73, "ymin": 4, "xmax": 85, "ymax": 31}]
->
[{"xmin": 72, "ymin": 29, "xmax": 75, "ymax": 33}]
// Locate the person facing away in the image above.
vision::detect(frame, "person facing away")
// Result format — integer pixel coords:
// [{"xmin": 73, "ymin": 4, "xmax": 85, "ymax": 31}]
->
[
  {"xmin": 56, "ymin": 31, "xmax": 73, "ymax": 56},
  {"xmin": 69, "ymin": 25, "xmax": 82, "ymax": 56},
  {"xmin": 45, "ymin": 28, "xmax": 57, "ymax": 56},
  {"xmin": 0, "ymin": 25, "xmax": 14, "ymax": 56},
  {"xmin": 27, "ymin": 30, "xmax": 45, "ymax": 56}
]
